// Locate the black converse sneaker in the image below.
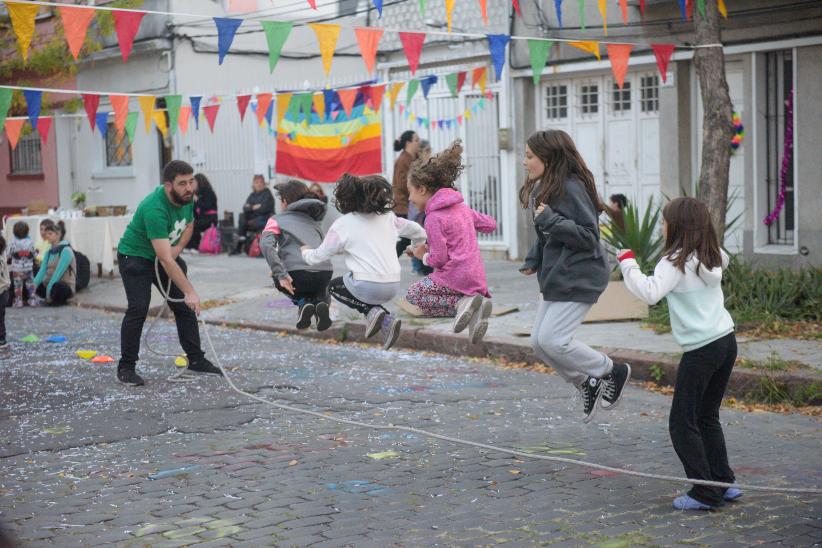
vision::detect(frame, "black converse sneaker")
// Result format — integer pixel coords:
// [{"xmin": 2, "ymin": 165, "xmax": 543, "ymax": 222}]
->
[
  {"xmin": 296, "ymin": 302, "xmax": 315, "ymax": 330},
  {"xmin": 117, "ymin": 367, "xmax": 145, "ymax": 386},
  {"xmin": 365, "ymin": 307, "xmax": 386, "ymax": 339},
  {"xmin": 453, "ymin": 295, "xmax": 482, "ymax": 333},
  {"xmin": 315, "ymin": 301, "xmax": 332, "ymax": 331},
  {"xmin": 600, "ymin": 362, "xmax": 631, "ymax": 410},
  {"xmin": 578, "ymin": 376, "xmax": 603, "ymax": 423},
  {"xmin": 187, "ymin": 357, "xmax": 224, "ymax": 376},
  {"xmin": 381, "ymin": 315, "xmax": 402, "ymax": 350}
]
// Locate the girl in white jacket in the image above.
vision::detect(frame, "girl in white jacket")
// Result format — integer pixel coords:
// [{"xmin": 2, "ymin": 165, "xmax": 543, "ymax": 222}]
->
[{"xmin": 618, "ymin": 197, "xmax": 740, "ymax": 511}]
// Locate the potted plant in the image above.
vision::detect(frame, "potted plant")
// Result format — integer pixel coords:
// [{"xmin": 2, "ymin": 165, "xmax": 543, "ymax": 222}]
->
[{"xmin": 71, "ymin": 191, "xmax": 86, "ymax": 210}]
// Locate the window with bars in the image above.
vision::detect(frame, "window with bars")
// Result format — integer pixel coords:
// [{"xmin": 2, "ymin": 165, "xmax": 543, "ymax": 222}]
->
[
  {"xmin": 105, "ymin": 122, "xmax": 133, "ymax": 167},
  {"xmin": 764, "ymin": 49, "xmax": 794, "ymax": 246},
  {"xmin": 10, "ymin": 132, "xmax": 43, "ymax": 175},
  {"xmin": 611, "ymin": 81, "xmax": 631, "ymax": 112},
  {"xmin": 640, "ymin": 75, "xmax": 659, "ymax": 113},
  {"xmin": 579, "ymin": 83, "xmax": 599, "ymax": 115},
  {"xmin": 544, "ymin": 85, "xmax": 568, "ymax": 119}
]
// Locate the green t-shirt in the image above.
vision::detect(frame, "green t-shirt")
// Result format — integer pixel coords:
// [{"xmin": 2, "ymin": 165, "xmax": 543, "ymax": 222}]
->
[{"xmin": 118, "ymin": 185, "xmax": 194, "ymax": 260}]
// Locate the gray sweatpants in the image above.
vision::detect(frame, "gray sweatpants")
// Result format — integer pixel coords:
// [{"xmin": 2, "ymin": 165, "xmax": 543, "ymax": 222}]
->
[{"xmin": 531, "ymin": 300, "xmax": 613, "ymax": 387}]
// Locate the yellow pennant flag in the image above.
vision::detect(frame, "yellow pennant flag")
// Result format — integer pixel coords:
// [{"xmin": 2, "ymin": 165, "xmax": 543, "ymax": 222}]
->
[
  {"xmin": 388, "ymin": 82, "xmax": 405, "ymax": 109},
  {"xmin": 598, "ymin": 0, "xmax": 607, "ymax": 36},
  {"xmin": 309, "ymin": 23, "xmax": 341, "ymax": 76},
  {"xmin": 7, "ymin": 1, "xmax": 40, "ymax": 61},
  {"xmin": 718, "ymin": 0, "xmax": 727, "ymax": 18},
  {"xmin": 152, "ymin": 110, "xmax": 168, "ymax": 138},
  {"xmin": 312, "ymin": 92, "xmax": 325, "ymax": 122},
  {"xmin": 445, "ymin": 0, "xmax": 457, "ymax": 32},
  {"xmin": 276, "ymin": 92, "xmax": 292, "ymax": 129},
  {"xmin": 569, "ymin": 41, "xmax": 601, "ymax": 61},
  {"xmin": 138, "ymin": 95, "xmax": 155, "ymax": 133}
]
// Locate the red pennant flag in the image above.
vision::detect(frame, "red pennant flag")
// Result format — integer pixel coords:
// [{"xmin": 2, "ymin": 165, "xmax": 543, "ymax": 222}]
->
[
  {"xmin": 354, "ymin": 27, "xmax": 383, "ymax": 74},
  {"xmin": 398, "ymin": 104, "xmax": 405, "ymax": 114},
  {"xmin": 109, "ymin": 94, "xmax": 129, "ymax": 134},
  {"xmin": 639, "ymin": 0, "xmax": 645, "ymax": 17},
  {"xmin": 236, "ymin": 94, "xmax": 251, "ymax": 121},
  {"xmin": 456, "ymin": 71, "xmax": 467, "ymax": 93},
  {"xmin": 58, "ymin": 5, "xmax": 95, "ymax": 61},
  {"xmin": 457, "ymin": 115, "xmax": 463, "ymax": 124},
  {"xmin": 651, "ymin": 44, "xmax": 675, "ymax": 83},
  {"xmin": 607, "ymin": 44, "xmax": 633, "ymax": 89},
  {"xmin": 685, "ymin": 0, "xmax": 693, "ymax": 20},
  {"xmin": 256, "ymin": 93, "xmax": 273, "ymax": 126},
  {"xmin": 398, "ymin": 32, "xmax": 426, "ymax": 75},
  {"xmin": 307, "ymin": 0, "xmax": 317, "ymax": 8},
  {"xmin": 337, "ymin": 88, "xmax": 358, "ymax": 118},
  {"xmin": 112, "ymin": 11, "xmax": 145, "ymax": 62},
  {"xmin": 512, "ymin": 0, "xmax": 521, "ymax": 16},
  {"xmin": 619, "ymin": 0, "xmax": 628, "ymax": 23},
  {"xmin": 203, "ymin": 104, "xmax": 220, "ymax": 133},
  {"xmin": 37, "ymin": 117, "xmax": 52, "ymax": 144},
  {"xmin": 369, "ymin": 84, "xmax": 386, "ymax": 112},
  {"xmin": 82, "ymin": 93, "xmax": 100, "ymax": 131}
]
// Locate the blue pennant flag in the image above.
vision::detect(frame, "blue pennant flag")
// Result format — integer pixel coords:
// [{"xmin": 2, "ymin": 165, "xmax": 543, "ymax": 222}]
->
[
  {"xmin": 265, "ymin": 100, "xmax": 274, "ymax": 127},
  {"xmin": 678, "ymin": 0, "xmax": 687, "ymax": 20},
  {"xmin": 23, "ymin": 89, "xmax": 42, "ymax": 129},
  {"xmin": 96, "ymin": 113, "xmax": 109, "ymax": 138},
  {"xmin": 213, "ymin": 17, "xmax": 243, "ymax": 65},
  {"xmin": 190, "ymin": 96, "xmax": 202, "ymax": 129},
  {"xmin": 323, "ymin": 89, "xmax": 336, "ymax": 119},
  {"xmin": 486, "ymin": 34, "xmax": 511, "ymax": 82},
  {"xmin": 420, "ymin": 75, "xmax": 438, "ymax": 99},
  {"xmin": 554, "ymin": 0, "xmax": 563, "ymax": 27},
  {"xmin": 373, "ymin": 0, "xmax": 383, "ymax": 17}
]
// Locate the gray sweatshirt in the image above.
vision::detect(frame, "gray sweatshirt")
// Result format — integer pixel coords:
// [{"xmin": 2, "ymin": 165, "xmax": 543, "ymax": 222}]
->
[
  {"xmin": 520, "ymin": 179, "xmax": 609, "ymax": 303},
  {"xmin": 260, "ymin": 198, "xmax": 333, "ymax": 280}
]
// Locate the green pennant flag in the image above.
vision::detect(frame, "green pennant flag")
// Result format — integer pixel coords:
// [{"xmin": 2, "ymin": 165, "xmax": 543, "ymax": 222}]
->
[
  {"xmin": 527, "ymin": 40, "xmax": 553, "ymax": 85},
  {"xmin": 445, "ymin": 73, "xmax": 459, "ymax": 97},
  {"xmin": 696, "ymin": 0, "xmax": 705, "ymax": 17},
  {"xmin": 261, "ymin": 21, "xmax": 293, "ymax": 73},
  {"xmin": 0, "ymin": 88, "xmax": 13, "ymax": 133},
  {"xmin": 164, "ymin": 95, "xmax": 182, "ymax": 136},
  {"xmin": 406, "ymin": 79, "xmax": 420, "ymax": 103},
  {"xmin": 125, "ymin": 111, "xmax": 138, "ymax": 142},
  {"xmin": 578, "ymin": 0, "xmax": 585, "ymax": 29},
  {"xmin": 418, "ymin": 0, "xmax": 426, "ymax": 18},
  {"xmin": 293, "ymin": 93, "xmax": 313, "ymax": 123}
]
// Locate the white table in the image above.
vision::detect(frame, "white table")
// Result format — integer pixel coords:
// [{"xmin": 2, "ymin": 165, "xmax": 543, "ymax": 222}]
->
[{"xmin": 2, "ymin": 214, "xmax": 133, "ymax": 274}]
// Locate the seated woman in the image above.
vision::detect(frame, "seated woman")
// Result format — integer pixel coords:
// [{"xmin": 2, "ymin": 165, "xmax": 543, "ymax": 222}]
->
[
  {"xmin": 33, "ymin": 221, "xmax": 76, "ymax": 307},
  {"xmin": 187, "ymin": 173, "xmax": 219, "ymax": 250},
  {"xmin": 233, "ymin": 174, "xmax": 275, "ymax": 254}
]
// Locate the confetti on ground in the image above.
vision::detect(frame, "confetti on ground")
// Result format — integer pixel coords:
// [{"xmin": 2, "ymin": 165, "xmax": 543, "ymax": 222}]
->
[
  {"xmin": 366, "ymin": 450, "xmax": 400, "ymax": 460},
  {"xmin": 42, "ymin": 425, "xmax": 72, "ymax": 435}
]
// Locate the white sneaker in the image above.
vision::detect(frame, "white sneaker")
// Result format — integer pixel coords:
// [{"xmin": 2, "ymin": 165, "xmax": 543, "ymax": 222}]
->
[
  {"xmin": 453, "ymin": 295, "xmax": 482, "ymax": 333},
  {"xmin": 467, "ymin": 298, "xmax": 492, "ymax": 344}
]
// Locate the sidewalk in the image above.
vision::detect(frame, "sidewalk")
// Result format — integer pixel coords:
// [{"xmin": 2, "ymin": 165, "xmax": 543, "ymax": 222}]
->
[{"xmin": 74, "ymin": 253, "xmax": 822, "ymax": 401}]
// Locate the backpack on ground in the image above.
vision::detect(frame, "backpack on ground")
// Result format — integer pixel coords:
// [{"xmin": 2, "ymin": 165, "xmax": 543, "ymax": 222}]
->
[{"xmin": 198, "ymin": 224, "xmax": 221, "ymax": 255}]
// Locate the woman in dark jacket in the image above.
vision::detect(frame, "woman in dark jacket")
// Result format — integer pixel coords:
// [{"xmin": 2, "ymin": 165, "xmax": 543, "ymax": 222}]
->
[
  {"xmin": 234, "ymin": 174, "xmax": 275, "ymax": 253},
  {"xmin": 391, "ymin": 130, "xmax": 419, "ymax": 257},
  {"xmin": 187, "ymin": 173, "xmax": 219, "ymax": 250}
]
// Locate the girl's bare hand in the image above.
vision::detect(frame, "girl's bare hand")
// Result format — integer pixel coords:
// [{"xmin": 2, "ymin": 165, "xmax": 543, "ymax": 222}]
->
[{"xmin": 520, "ymin": 267, "xmax": 536, "ymax": 276}]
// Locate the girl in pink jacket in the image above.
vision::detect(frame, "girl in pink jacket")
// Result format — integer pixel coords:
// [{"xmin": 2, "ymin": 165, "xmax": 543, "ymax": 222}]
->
[{"xmin": 406, "ymin": 140, "xmax": 497, "ymax": 344}]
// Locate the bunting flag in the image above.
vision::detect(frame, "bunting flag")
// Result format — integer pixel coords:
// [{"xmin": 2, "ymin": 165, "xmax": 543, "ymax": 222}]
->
[
  {"xmin": 640, "ymin": 0, "xmax": 646, "ymax": 17},
  {"xmin": 260, "ymin": 21, "xmax": 293, "ymax": 73},
  {"xmin": 685, "ymin": 0, "xmax": 694, "ymax": 20},
  {"xmin": 236, "ymin": 94, "xmax": 252, "ymax": 121},
  {"xmin": 112, "ymin": 10, "xmax": 145, "ymax": 62},
  {"xmin": 369, "ymin": 84, "xmax": 386, "ymax": 112},
  {"xmin": 420, "ymin": 75, "xmax": 438, "ymax": 99},
  {"xmin": 137, "ymin": 95, "xmax": 155, "ymax": 133},
  {"xmin": 678, "ymin": 0, "xmax": 687, "ymax": 20},
  {"xmin": 58, "ymin": 5, "xmax": 96, "ymax": 61},
  {"xmin": 109, "ymin": 94, "xmax": 129, "ymax": 135},
  {"xmin": 229, "ymin": 0, "xmax": 257, "ymax": 13},
  {"xmin": 512, "ymin": 0, "xmax": 521, "ymax": 17},
  {"xmin": 445, "ymin": 72, "xmax": 460, "ymax": 97},
  {"xmin": 152, "ymin": 110, "xmax": 168, "ymax": 138},
  {"xmin": 389, "ymin": 82, "xmax": 404, "ymax": 109},
  {"xmin": 203, "ymin": 104, "xmax": 220, "ymax": 133},
  {"xmin": 37, "ymin": 117, "xmax": 52, "ymax": 145},
  {"xmin": 82, "ymin": 94, "xmax": 99, "ymax": 131},
  {"xmin": 405, "ymin": 79, "xmax": 420, "ymax": 103},
  {"xmin": 527, "ymin": 40, "xmax": 553, "ymax": 85},
  {"xmin": 486, "ymin": 35, "xmax": 511, "ymax": 82},
  {"xmin": 295, "ymin": 93, "xmax": 313, "ymax": 123},
  {"xmin": 445, "ymin": 0, "xmax": 457, "ymax": 32},
  {"xmin": 478, "ymin": 0, "xmax": 488, "ymax": 23},
  {"xmin": 277, "ymin": 93, "xmax": 293, "ymax": 127},
  {"xmin": 337, "ymin": 88, "xmax": 358, "ymax": 118},
  {"xmin": 309, "ymin": 23, "xmax": 341, "ymax": 76},
  {"xmin": 95, "ymin": 113, "xmax": 109, "ymax": 138},
  {"xmin": 312, "ymin": 93, "xmax": 325, "ymax": 122},
  {"xmin": 718, "ymin": 0, "xmax": 727, "ymax": 18},
  {"xmin": 307, "ymin": 0, "xmax": 317, "ymax": 9},
  {"xmin": 696, "ymin": 0, "xmax": 705, "ymax": 17},
  {"xmin": 23, "ymin": 89, "xmax": 42, "ymax": 130},
  {"xmin": 214, "ymin": 18, "xmax": 243, "ymax": 65},
  {"xmin": 125, "ymin": 111, "xmax": 139, "ymax": 141},
  {"xmin": 598, "ymin": 0, "xmax": 607, "ymax": 35},
  {"xmin": 554, "ymin": 0, "xmax": 563, "ymax": 27},
  {"xmin": 372, "ymin": 0, "xmax": 384, "ymax": 17},
  {"xmin": 256, "ymin": 93, "xmax": 273, "ymax": 126},
  {"xmin": 578, "ymin": 0, "xmax": 585, "ymax": 29},
  {"xmin": 7, "ymin": 2, "xmax": 39, "ymax": 61},
  {"xmin": 190, "ymin": 96, "xmax": 202, "ymax": 129},
  {"xmin": 569, "ymin": 41, "xmax": 601, "ymax": 60},
  {"xmin": 5, "ymin": 118, "xmax": 25, "ymax": 150},
  {"xmin": 419, "ymin": 0, "xmax": 427, "ymax": 18},
  {"xmin": 354, "ymin": 27, "xmax": 383, "ymax": 74},
  {"xmin": 264, "ymin": 100, "xmax": 274, "ymax": 128},
  {"xmin": 651, "ymin": 44, "xmax": 675, "ymax": 83},
  {"xmin": 276, "ymin": 91, "xmax": 381, "ymax": 182},
  {"xmin": 399, "ymin": 32, "xmax": 426, "ymax": 75},
  {"xmin": 607, "ymin": 44, "xmax": 633, "ymax": 89},
  {"xmin": 619, "ymin": 0, "xmax": 628, "ymax": 23},
  {"xmin": 0, "ymin": 88, "xmax": 13, "ymax": 133},
  {"xmin": 165, "ymin": 95, "xmax": 182, "ymax": 135},
  {"xmin": 471, "ymin": 66, "xmax": 487, "ymax": 93}
]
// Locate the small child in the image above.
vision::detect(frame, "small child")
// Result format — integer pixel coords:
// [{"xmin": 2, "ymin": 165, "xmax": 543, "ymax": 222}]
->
[
  {"xmin": 618, "ymin": 197, "xmax": 739, "ymax": 511},
  {"xmin": 34, "ymin": 219, "xmax": 53, "ymax": 268},
  {"xmin": 302, "ymin": 173, "xmax": 427, "ymax": 350},
  {"xmin": 0, "ymin": 234, "xmax": 9, "ymax": 348},
  {"xmin": 261, "ymin": 179, "xmax": 333, "ymax": 331},
  {"xmin": 405, "ymin": 139, "xmax": 497, "ymax": 344},
  {"xmin": 7, "ymin": 222, "xmax": 39, "ymax": 308}
]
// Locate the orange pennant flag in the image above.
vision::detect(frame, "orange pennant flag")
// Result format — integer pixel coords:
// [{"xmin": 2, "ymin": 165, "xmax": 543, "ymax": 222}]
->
[
  {"xmin": 369, "ymin": 84, "xmax": 386, "ymax": 112},
  {"xmin": 276, "ymin": 92, "xmax": 292, "ymax": 128},
  {"xmin": 718, "ymin": 0, "xmax": 727, "ymax": 17},
  {"xmin": 178, "ymin": 105, "xmax": 191, "ymax": 135},
  {"xmin": 5, "ymin": 119, "xmax": 25, "ymax": 150},
  {"xmin": 618, "ymin": 0, "xmax": 628, "ymax": 23},
  {"xmin": 309, "ymin": 23, "xmax": 341, "ymax": 76},
  {"xmin": 58, "ymin": 5, "xmax": 96, "ymax": 61},
  {"xmin": 388, "ymin": 82, "xmax": 404, "ymax": 109},
  {"xmin": 109, "ymin": 95, "xmax": 129, "ymax": 135},
  {"xmin": 152, "ymin": 110, "xmax": 168, "ymax": 137},
  {"xmin": 354, "ymin": 27, "xmax": 383, "ymax": 74},
  {"xmin": 569, "ymin": 41, "xmax": 601, "ymax": 60},
  {"xmin": 598, "ymin": 0, "xmax": 608, "ymax": 35},
  {"xmin": 478, "ymin": 0, "xmax": 488, "ymax": 23},
  {"xmin": 471, "ymin": 67, "xmax": 487, "ymax": 93},
  {"xmin": 606, "ymin": 44, "xmax": 633, "ymax": 89},
  {"xmin": 337, "ymin": 88, "xmax": 358, "ymax": 118},
  {"xmin": 312, "ymin": 93, "xmax": 325, "ymax": 122},
  {"xmin": 256, "ymin": 93, "xmax": 273, "ymax": 126},
  {"xmin": 445, "ymin": 0, "xmax": 457, "ymax": 31},
  {"xmin": 7, "ymin": 1, "xmax": 40, "ymax": 61},
  {"xmin": 137, "ymin": 95, "xmax": 155, "ymax": 133}
]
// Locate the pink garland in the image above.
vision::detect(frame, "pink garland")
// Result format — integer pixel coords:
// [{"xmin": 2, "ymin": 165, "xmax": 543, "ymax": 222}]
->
[{"xmin": 763, "ymin": 88, "xmax": 793, "ymax": 227}]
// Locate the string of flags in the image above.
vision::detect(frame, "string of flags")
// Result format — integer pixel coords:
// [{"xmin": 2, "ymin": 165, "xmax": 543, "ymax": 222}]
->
[{"xmin": 400, "ymin": 90, "xmax": 494, "ymax": 130}]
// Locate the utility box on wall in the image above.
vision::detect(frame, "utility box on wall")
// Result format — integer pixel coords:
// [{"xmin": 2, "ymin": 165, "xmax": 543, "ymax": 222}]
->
[{"xmin": 498, "ymin": 128, "xmax": 512, "ymax": 151}]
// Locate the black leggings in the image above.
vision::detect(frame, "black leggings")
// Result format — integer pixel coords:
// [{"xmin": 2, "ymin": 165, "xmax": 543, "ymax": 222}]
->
[
  {"xmin": 328, "ymin": 277, "xmax": 387, "ymax": 316},
  {"xmin": 35, "ymin": 282, "xmax": 73, "ymax": 306},
  {"xmin": 274, "ymin": 270, "xmax": 332, "ymax": 306}
]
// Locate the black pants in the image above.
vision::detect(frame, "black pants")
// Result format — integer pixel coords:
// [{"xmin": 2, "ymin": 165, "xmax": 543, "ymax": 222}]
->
[
  {"xmin": 187, "ymin": 216, "xmax": 218, "ymax": 250},
  {"xmin": 328, "ymin": 276, "xmax": 387, "ymax": 316},
  {"xmin": 274, "ymin": 270, "xmax": 332, "ymax": 306},
  {"xmin": 0, "ymin": 289, "xmax": 6, "ymax": 342},
  {"xmin": 118, "ymin": 253, "xmax": 203, "ymax": 369},
  {"xmin": 35, "ymin": 282, "xmax": 73, "ymax": 306},
  {"xmin": 669, "ymin": 332, "xmax": 737, "ymax": 506}
]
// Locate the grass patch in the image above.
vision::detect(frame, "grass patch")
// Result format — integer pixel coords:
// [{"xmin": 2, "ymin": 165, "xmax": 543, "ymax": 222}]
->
[
  {"xmin": 737, "ymin": 353, "xmax": 809, "ymax": 372},
  {"xmin": 743, "ymin": 377, "xmax": 822, "ymax": 407}
]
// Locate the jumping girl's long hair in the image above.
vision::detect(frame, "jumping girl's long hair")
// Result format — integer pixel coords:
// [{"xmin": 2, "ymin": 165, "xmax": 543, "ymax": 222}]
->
[
  {"xmin": 519, "ymin": 130, "xmax": 605, "ymax": 213},
  {"xmin": 333, "ymin": 173, "xmax": 394, "ymax": 215},
  {"xmin": 408, "ymin": 139, "xmax": 464, "ymax": 193},
  {"xmin": 662, "ymin": 197, "xmax": 722, "ymax": 274}
]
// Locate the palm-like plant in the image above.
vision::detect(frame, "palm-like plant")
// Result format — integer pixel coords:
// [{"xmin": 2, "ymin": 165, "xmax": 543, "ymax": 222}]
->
[{"xmin": 602, "ymin": 196, "xmax": 664, "ymax": 274}]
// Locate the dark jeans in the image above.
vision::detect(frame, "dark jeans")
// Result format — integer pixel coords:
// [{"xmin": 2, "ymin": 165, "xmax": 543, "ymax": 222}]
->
[
  {"xmin": 328, "ymin": 276, "xmax": 387, "ymax": 316},
  {"xmin": 669, "ymin": 332, "xmax": 737, "ymax": 506},
  {"xmin": 274, "ymin": 270, "xmax": 332, "ymax": 306},
  {"xmin": 187, "ymin": 216, "xmax": 218, "ymax": 250},
  {"xmin": 35, "ymin": 282, "xmax": 73, "ymax": 306},
  {"xmin": 0, "ymin": 289, "xmax": 6, "ymax": 342},
  {"xmin": 118, "ymin": 253, "xmax": 204, "ymax": 369}
]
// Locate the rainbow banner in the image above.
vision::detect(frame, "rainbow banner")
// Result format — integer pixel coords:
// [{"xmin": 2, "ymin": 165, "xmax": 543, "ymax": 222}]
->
[{"xmin": 275, "ymin": 94, "xmax": 382, "ymax": 182}]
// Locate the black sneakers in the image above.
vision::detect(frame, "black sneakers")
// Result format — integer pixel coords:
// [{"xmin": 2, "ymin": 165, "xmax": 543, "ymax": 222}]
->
[
  {"xmin": 296, "ymin": 302, "xmax": 315, "ymax": 330},
  {"xmin": 600, "ymin": 362, "xmax": 631, "ymax": 410},
  {"xmin": 187, "ymin": 358, "xmax": 224, "ymax": 376},
  {"xmin": 117, "ymin": 367, "xmax": 145, "ymax": 386},
  {"xmin": 381, "ymin": 315, "xmax": 402, "ymax": 350},
  {"xmin": 315, "ymin": 301, "xmax": 332, "ymax": 331},
  {"xmin": 578, "ymin": 376, "xmax": 603, "ymax": 423}
]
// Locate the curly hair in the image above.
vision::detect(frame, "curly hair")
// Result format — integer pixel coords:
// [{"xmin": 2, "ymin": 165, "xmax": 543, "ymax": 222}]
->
[
  {"xmin": 408, "ymin": 139, "xmax": 464, "ymax": 193},
  {"xmin": 333, "ymin": 173, "xmax": 394, "ymax": 215},
  {"xmin": 274, "ymin": 179, "xmax": 318, "ymax": 205}
]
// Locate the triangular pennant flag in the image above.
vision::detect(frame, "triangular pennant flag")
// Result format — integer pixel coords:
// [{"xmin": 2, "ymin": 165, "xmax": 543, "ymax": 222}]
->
[
  {"xmin": 177, "ymin": 105, "xmax": 190, "ymax": 135},
  {"xmin": 527, "ymin": 40, "xmax": 553, "ymax": 85},
  {"xmin": 152, "ymin": 110, "xmax": 168, "ymax": 138},
  {"xmin": 456, "ymin": 71, "xmax": 467, "ymax": 93},
  {"xmin": 265, "ymin": 100, "xmax": 274, "ymax": 127},
  {"xmin": 256, "ymin": 93, "xmax": 273, "ymax": 126},
  {"xmin": 299, "ymin": 93, "xmax": 314, "ymax": 120},
  {"xmin": 337, "ymin": 88, "xmax": 358, "ymax": 118},
  {"xmin": 95, "ymin": 113, "xmax": 109, "ymax": 138},
  {"xmin": 696, "ymin": 0, "xmax": 705, "ymax": 18},
  {"xmin": 23, "ymin": 89, "xmax": 42, "ymax": 130},
  {"xmin": 607, "ymin": 44, "xmax": 633, "ymax": 89},
  {"xmin": 686, "ymin": 0, "xmax": 694, "ymax": 20},
  {"xmin": 420, "ymin": 75, "xmax": 438, "ymax": 99},
  {"xmin": 81, "ymin": 94, "xmax": 99, "ymax": 131},
  {"xmin": 58, "ymin": 5, "xmax": 95, "ymax": 61},
  {"xmin": 7, "ymin": 2, "xmax": 40, "ymax": 61},
  {"xmin": 125, "ymin": 111, "xmax": 139, "ymax": 141},
  {"xmin": 307, "ymin": 0, "xmax": 317, "ymax": 8},
  {"xmin": 398, "ymin": 32, "xmax": 426, "ymax": 75},
  {"xmin": 0, "ymin": 88, "xmax": 13, "ymax": 133},
  {"xmin": 372, "ymin": 0, "xmax": 384, "ymax": 17},
  {"xmin": 405, "ymin": 79, "xmax": 420, "ymax": 103},
  {"xmin": 236, "ymin": 94, "xmax": 252, "ymax": 121},
  {"xmin": 471, "ymin": 67, "xmax": 487, "ymax": 93},
  {"xmin": 112, "ymin": 11, "xmax": 145, "ymax": 62},
  {"xmin": 309, "ymin": 23, "xmax": 341, "ymax": 76},
  {"xmin": 389, "ymin": 82, "xmax": 404, "ymax": 109},
  {"xmin": 36, "ymin": 117, "xmax": 52, "ymax": 144},
  {"xmin": 598, "ymin": 0, "xmax": 608, "ymax": 35},
  {"xmin": 213, "ymin": 18, "xmax": 243, "ymax": 65},
  {"xmin": 512, "ymin": 0, "xmax": 521, "ymax": 16},
  {"xmin": 369, "ymin": 84, "xmax": 386, "ymax": 112},
  {"xmin": 189, "ymin": 96, "xmax": 202, "ymax": 129},
  {"xmin": 569, "ymin": 41, "xmax": 601, "ymax": 60},
  {"xmin": 137, "ymin": 95, "xmax": 155, "ymax": 133},
  {"xmin": 457, "ymin": 115, "xmax": 463, "ymax": 124},
  {"xmin": 165, "ymin": 95, "xmax": 182, "ymax": 136},
  {"xmin": 354, "ymin": 27, "xmax": 383, "ymax": 74},
  {"xmin": 619, "ymin": 0, "xmax": 628, "ymax": 23},
  {"xmin": 260, "ymin": 21, "xmax": 293, "ymax": 73},
  {"xmin": 486, "ymin": 34, "xmax": 511, "ymax": 82},
  {"xmin": 554, "ymin": 0, "xmax": 563, "ymax": 27},
  {"xmin": 109, "ymin": 94, "xmax": 129, "ymax": 135},
  {"xmin": 678, "ymin": 0, "xmax": 687, "ymax": 20},
  {"xmin": 445, "ymin": 73, "xmax": 459, "ymax": 97},
  {"xmin": 322, "ymin": 89, "xmax": 335, "ymax": 119},
  {"xmin": 718, "ymin": 0, "xmax": 727, "ymax": 18},
  {"xmin": 5, "ymin": 119, "xmax": 25, "ymax": 149},
  {"xmin": 578, "ymin": 0, "xmax": 585, "ymax": 29},
  {"xmin": 445, "ymin": 0, "xmax": 457, "ymax": 31},
  {"xmin": 419, "ymin": 0, "xmax": 427, "ymax": 18},
  {"xmin": 203, "ymin": 104, "xmax": 220, "ymax": 133},
  {"xmin": 312, "ymin": 93, "xmax": 325, "ymax": 121},
  {"xmin": 651, "ymin": 44, "xmax": 675, "ymax": 83},
  {"xmin": 276, "ymin": 92, "xmax": 292, "ymax": 127}
]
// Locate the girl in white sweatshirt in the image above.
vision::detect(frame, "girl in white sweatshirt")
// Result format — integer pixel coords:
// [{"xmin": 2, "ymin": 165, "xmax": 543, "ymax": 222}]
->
[
  {"xmin": 302, "ymin": 174, "xmax": 426, "ymax": 350},
  {"xmin": 618, "ymin": 197, "xmax": 739, "ymax": 511}
]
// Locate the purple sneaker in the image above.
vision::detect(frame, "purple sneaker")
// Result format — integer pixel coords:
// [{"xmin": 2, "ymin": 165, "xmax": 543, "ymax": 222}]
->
[{"xmin": 673, "ymin": 494, "xmax": 715, "ymax": 511}]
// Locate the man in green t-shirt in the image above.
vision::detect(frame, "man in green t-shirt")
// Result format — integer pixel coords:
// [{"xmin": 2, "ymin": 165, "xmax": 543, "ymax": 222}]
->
[{"xmin": 116, "ymin": 160, "xmax": 222, "ymax": 386}]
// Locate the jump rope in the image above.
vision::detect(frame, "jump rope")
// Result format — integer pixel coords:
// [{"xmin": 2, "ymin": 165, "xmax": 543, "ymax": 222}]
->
[{"xmin": 144, "ymin": 258, "xmax": 822, "ymax": 496}]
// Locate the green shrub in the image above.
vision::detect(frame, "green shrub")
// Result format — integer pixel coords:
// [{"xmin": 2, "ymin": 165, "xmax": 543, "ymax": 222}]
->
[{"xmin": 602, "ymin": 196, "xmax": 663, "ymax": 274}]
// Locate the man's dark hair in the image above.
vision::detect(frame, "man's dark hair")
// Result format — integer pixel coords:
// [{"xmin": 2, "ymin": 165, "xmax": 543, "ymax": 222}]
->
[
  {"xmin": 163, "ymin": 160, "xmax": 194, "ymax": 184},
  {"xmin": 12, "ymin": 221, "xmax": 29, "ymax": 239},
  {"xmin": 609, "ymin": 193, "xmax": 628, "ymax": 210}
]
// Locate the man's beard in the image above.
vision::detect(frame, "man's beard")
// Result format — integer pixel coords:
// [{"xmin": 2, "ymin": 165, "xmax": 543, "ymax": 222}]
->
[{"xmin": 170, "ymin": 187, "xmax": 193, "ymax": 205}]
